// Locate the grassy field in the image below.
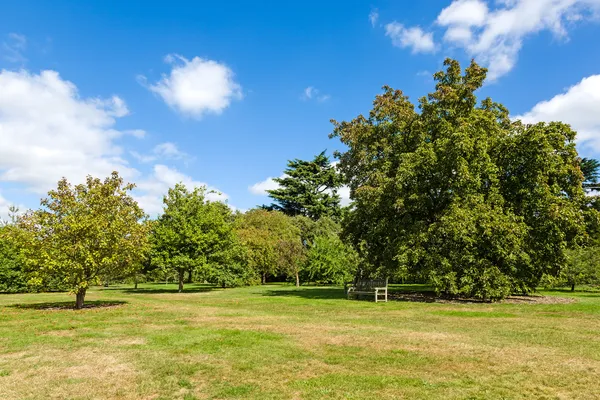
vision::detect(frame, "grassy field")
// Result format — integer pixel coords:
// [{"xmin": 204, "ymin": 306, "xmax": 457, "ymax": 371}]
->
[{"xmin": 1, "ymin": 284, "xmax": 600, "ymax": 399}]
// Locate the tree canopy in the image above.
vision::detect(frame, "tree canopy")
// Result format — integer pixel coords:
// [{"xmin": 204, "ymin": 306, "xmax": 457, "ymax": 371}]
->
[
  {"xmin": 151, "ymin": 184, "xmax": 244, "ymax": 292},
  {"xmin": 13, "ymin": 172, "xmax": 149, "ymax": 308},
  {"xmin": 267, "ymin": 151, "xmax": 343, "ymax": 220},
  {"xmin": 331, "ymin": 58, "xmax": 597, "ymax": 300},
  {"xmin": 235, "ymin": 209, "xmax": 303, "ymax": 284}
]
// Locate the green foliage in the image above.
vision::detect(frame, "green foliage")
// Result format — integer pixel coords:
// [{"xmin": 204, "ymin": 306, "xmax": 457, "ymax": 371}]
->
[
  {"xmin": 235, "ymin": 209, "xmax": 303, "ymax": 284},
  {"xmin": 151, "ymin": 184, "xmax": 247, "ymax": 291},
  {"xmin": 293, "ymin": 216, "xmax": 357, "ymax": 285},
  {"xmin": 13, "ymin": 172, "xmax": 149, "ymax": 308},
  {"xmin": 0, "ymin": 226, "xmax": 27, "ymax": 293},
  {"xmin": 331, "ymin": 59, "xmax": 596, "ymax": 300},
  {"xmin": 267, "ymin": 151, "xmax": 343, "ymax": 220},
  {"xmin": 561, "ymin": 246, "xmax": 600, "ymax": 291},
  {"xmin": 581, "ymin": 158, "xmax": 600, "ymax": 191}
]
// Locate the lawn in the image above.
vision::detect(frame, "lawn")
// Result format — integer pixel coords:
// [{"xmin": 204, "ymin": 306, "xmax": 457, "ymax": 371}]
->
[{"xmin": 1, "ymin": 284, "xmax": 599, "ymax": 400}]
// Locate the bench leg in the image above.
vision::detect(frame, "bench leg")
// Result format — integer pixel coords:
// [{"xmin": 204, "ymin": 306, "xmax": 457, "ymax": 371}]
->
[
  {"xmin": 375, "ymin": 288, "xmax": 378, "ymax": 303},
  {"xmin": 385, "ymin": 288, "xmax": 388, "ymax": 302}
]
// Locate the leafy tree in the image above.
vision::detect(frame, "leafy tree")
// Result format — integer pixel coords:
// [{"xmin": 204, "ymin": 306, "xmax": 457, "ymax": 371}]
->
[
  {"xmin": 331, "ymin": 59, "xmax": 596, "ymax": 300},
  {"xmin": 235, "ymin": 209, "xmax": 302, "ymax": 284},
  {"xmin": 267, "ymin": 151, "xmax": 343, "ymax": 220},
  {"xmin": 13, "ymin": 172, "xmax": 149, "ymax": 308},
  {"xmin": 151, "ymin": 184, "xmax": 241, "ymax": 292}
]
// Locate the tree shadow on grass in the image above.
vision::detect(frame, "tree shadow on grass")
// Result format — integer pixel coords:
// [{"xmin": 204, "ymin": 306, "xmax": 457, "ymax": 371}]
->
[
  {"xmin": 100, "ymin": 283, "xmax": 219, "ymax": 294},
  {"xmin": 8, "ymin": 300, "xmax": 127, "ymax": 310},
  {"xmin": 263, "ymin": 287, "xmax": 347, "ymax": 300}
]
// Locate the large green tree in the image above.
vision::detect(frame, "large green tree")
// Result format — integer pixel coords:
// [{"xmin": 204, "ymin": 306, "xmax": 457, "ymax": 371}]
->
[
  {"xmin": 151, "ymin": 184, "xmax": 241, "ymax": 292},
  {"xmin": 267, "ymin": 151, "xmax": 343, "ymax": 220},
  {"xmin": 14, "ymin": 172, "xmax": 149, "ymax": 308},
  {"xmin": 331, "ymin": 59, "xmax": 596, "ymax": 300}
]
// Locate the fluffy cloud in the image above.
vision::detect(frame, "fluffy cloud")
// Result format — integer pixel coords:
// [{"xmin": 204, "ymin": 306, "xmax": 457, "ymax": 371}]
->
[
  {"xmin": 436, "ymin": 0, "xmax": 600, "ymax": 80},
  {"xmin": 135, "ymin": 164, "xmax": 230, "ymax": 215},
  {"xmin": 0, "ymin": 69, "xmax": 138, "ymax": 194},
  {"xmin": 0, "ymin": 68, "xmax": 232, "ymax": 217},
  {"xmin": 384, "ymin": 22, "xmax": 436, "ymax": 54},
  {"xmin": 516, "ymin": 74, "xmax": 600, "ymax": 151},
  {"xmin": 302, "ymin": 86, "xmax": 330, "ymax": 102},
  {"xmin": 141, "ymin": 54, "xmax": 242, "ymax": 119}
]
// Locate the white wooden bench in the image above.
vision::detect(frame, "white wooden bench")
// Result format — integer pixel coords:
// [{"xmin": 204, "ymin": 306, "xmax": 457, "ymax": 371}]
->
[{"xmin": 346, "ymin": 278, "xmax": 388, "ymax": 302}]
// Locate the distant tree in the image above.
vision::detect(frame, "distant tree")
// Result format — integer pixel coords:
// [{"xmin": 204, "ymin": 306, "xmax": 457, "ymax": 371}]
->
[
  {"xmin": 151, "ymin": 184, "xmax": 240, "ymax": 292},
  {"xmin": 13, "ymin": 172, "xmax": 149, "ymax": 308},
  {"xmin": 292, "ymin": 216, "xmax": 357, "ymax": 285},
  {"xmin": 581, "ymin": 158, "xmax": 600, "ymax": 191},
  {"xmin": 235, "ymin": 209, "xmax": 302, "ymax": 284},
  {"xmin": 562, "ymin": 246, "xmax": 600, "ymax": 291},
  {"xmin": 267, "ymin": 151, "xmax": 343, "ymax": 220},
  {"xmin": 331, "ymin": 59, "xmax": 596, "ymax": 300}
]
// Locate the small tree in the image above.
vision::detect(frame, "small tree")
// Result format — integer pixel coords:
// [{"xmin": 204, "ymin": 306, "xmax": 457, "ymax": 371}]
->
[
  {"xmin": 267, "ymin": 151, "xmax": 343, "ymax": 220},
  {"xmin": 151, "ymin": 184, "xmax": 239, "ymax": 292},
  {"xmin": 15, "ymin": 172, "xmax": 149, "ymax": 308}
]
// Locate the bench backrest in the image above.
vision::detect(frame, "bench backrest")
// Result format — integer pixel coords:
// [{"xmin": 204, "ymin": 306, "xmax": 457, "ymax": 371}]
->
[{"xmin": 354, "ymin": 278, "xmax": 387, "ymax": 291}]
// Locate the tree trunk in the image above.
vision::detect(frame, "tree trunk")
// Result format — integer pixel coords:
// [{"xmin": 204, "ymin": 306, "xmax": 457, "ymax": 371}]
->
[
  {"xmin": 134, "ymin": 274, "xmax": 138, "ymax": 289},
  {"xmin": 75, "ymin": 288, "xmax": 86, "ymax": 309},
  {"xmin": 295, "ymin": 271, "xmax": 300, "ymax": 288},
  {"xmin": 178, "ymin": 269, "xmax": 184, "ymax": 293},
  {"xmin": 571, "ymin": 283, "xmax": 575, "ymax": 292},
  {"xmin": 262, "ymin": 273, "xmax": 266, "ymax": 285}
]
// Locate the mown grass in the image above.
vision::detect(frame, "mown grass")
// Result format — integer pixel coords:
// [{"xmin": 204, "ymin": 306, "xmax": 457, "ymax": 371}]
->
[{"xmin": 1, "ymin": 283, "xmax": 600, "ymax": 399}]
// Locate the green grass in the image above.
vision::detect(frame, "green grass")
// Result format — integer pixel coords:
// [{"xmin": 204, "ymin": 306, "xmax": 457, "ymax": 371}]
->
[{"xmin": 1, "ymin": 283, "xmax": 600, "ymax": 399}]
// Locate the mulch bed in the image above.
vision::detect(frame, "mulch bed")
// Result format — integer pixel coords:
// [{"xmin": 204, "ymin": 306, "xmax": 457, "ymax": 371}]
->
[{"xmin": 388, "ymin": 291, "xmax": 576, "ymax": 304}]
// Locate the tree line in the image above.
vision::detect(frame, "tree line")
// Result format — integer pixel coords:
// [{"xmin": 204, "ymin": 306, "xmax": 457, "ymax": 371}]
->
[
  {"xmin": 2, "ymin": 58, "xmax": 600, "ymax": 307},
  {"xmin": 0, "ymin": 155, "xmax": 354, "ymax": 308}
]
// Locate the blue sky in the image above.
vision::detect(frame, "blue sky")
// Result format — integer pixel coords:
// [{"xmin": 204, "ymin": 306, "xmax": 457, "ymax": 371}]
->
[{"xmin": 1, "ymin": 0, "xmax": 600, "ymax": 216}]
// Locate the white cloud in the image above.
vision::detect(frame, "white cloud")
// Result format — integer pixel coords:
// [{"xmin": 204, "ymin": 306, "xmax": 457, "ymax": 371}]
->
[
  {"xmin": 0, "ymin": 69, "xmax": 138, "ymax": 194},
  {"xmin": 135, "ymin": 164, "xmax": 230, "ymax": 215},
  {"xmin": 130, "ymin": 142, "xmax": 189, "ymax": 163},
  {"xmin": 369, "ymin": 9, "xmax": 380, "ymax": 27},
  {"xmin": 436, "ymin": 0, "xmax": 600, "ymax": 80},
  {"xmin": 384, "ymin": 22, "xmax": 437, "ymax": 54},
  {"xmin": 0, "ymin": 68, "xmax": 233, "ymax": 217},
  {"xmin": 2, "ymin": 33, "xmax": 27, "ymax": 63},
  {"xmin": 338, "ymin": 186, "xmax": 351, "ymax": 207},
  {"xmin": 516, "ymin": 74, "xmax": 600, "ymax": 151},
  {"xmin": 437, "ymin": 0, "xmax": 488, "ymax": 27},
  {"xmin": 302, "ymin": 86, "xmax": 330, "ymax": 102},
  {"xmin": 141, "ymin": 54, "xmax": 242, "ymax": 119},
  {"xmin": 249, "ymin": 177, "xmax": 281, "ymax": 196}
]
